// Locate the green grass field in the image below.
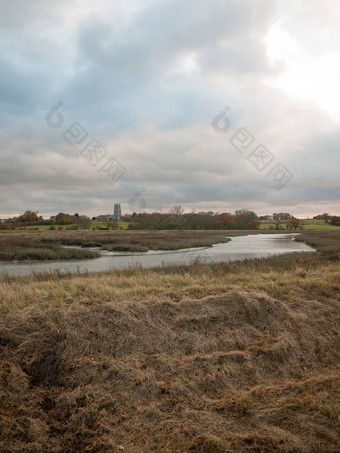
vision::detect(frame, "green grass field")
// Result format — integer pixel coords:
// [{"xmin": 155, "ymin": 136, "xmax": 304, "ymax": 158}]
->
[
  {"xmin": 14, "ymin": 218, "xmax": 340, "ymax": 232},
  {"xmin": 22, "ymin": 221, "xmax": 130, "ymax": 231},
  {"xmin": 260, "ymin": 219, "xmax": 340, "ymax": 231},
  {"xmin": 300, "ymin": 220, "xmax": 340, "ymax": 230}
]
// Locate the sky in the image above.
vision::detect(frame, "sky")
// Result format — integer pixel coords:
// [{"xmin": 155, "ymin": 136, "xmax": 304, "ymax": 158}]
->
[{"xmin": 0, "ymin": 0, "xmax": 339, "ymax": 218}]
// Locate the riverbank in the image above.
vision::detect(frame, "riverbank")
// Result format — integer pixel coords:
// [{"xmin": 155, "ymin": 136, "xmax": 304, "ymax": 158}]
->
[
  {"xmin": 294, "ymin": 230, "xmax": 340, "ymax": 252},
  {"xmin": 0, "ymin": 249, "xmax": 339, "ymax": 452}
]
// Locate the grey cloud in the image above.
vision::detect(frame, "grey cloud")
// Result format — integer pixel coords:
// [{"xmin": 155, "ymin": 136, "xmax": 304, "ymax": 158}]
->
[{"xmin": 0, "ymin": 0, "xmax": 339, "ymax": 218}]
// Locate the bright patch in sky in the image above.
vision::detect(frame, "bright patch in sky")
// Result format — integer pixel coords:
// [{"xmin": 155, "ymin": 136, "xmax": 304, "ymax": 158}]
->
[{"xmin": 266, "ymin": 22, "xmax": 340, "ymax": 121}]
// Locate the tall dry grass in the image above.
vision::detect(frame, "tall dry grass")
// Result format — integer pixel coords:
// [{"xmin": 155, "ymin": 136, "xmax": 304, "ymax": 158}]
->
[{"xmin": 0, "ymin": 252, "xmax": 339, "ymax": 452}]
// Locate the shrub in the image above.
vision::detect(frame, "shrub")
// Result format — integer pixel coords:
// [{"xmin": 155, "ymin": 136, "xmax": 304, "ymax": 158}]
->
[
  {"xmin": 49, "ymin": 226, "xmax": 56, "ymax": 230},
  {"xmin": 0, "ymin": 223, "xmax": 13, "ymax": 230},
  {"xmin": 104, "ymin": 244, "xmax": 149, "ymax": 253},
  {"xmin": 107, "ymin": 221, "xmax": 119, "ymax": 230},
  {"xmin": 330, "ymin": 216, "xmax": 340, "ymax": 226},
  {"xmin": 248, "ymin": 219, "xmax": 261, "ymax": 230},
  {"xmin": 81, "ymin": 242, "xmax": 103, "ymax": 248},
  {"xmin": 57, "ymin": 226, "xmax": 63, "ymax": 231}
]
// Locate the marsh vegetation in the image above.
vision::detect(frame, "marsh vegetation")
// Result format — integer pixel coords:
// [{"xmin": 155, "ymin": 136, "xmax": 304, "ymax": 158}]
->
[{"xmin": 0, "ymin": 230, "xmax": 231, "ymax": 261}]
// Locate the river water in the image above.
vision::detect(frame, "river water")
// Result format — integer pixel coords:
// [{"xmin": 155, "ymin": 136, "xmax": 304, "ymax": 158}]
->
[{"xmin": 0, "ymin": 233, "xmax": 314, "ymax": 277}]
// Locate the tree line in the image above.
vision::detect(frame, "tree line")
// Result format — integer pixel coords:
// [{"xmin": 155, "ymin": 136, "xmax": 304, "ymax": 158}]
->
[
  {"xmin": 0, "ymin": 211, "xmax": 92, "ymax": 230},
  {"xmin": 1, "ymin": 208, "xmax": 339, "ymax": 231},
  {"xmin": 127, "ymin": 208, "xmax": 261, "ymax": 230}
]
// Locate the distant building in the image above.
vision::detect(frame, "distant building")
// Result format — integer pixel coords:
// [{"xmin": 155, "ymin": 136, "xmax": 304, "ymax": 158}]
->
[
  {"xmin": 96, "ymin": 204, "xmax": 121, "ymax": 223},
  {"xmin": 97, "ymin": 214, "xmax": 113, "ymax": 222},
  {"xmin": 273, "ymin": 213, "xmax": 292, "ymax": 221},
  {"xmin": 113, "ymin": 203, "xmax": 121, "ymax": 222},
  {"xmin": 313, "ymin": 213, "xmax": 330, "ymax": 221},
  {"xmin": 259, "ymin": 215, "xmax": 273, "ymax": 221}
]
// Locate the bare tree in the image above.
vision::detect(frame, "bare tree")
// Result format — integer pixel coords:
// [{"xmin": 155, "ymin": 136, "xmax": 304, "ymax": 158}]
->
[{"xmin": 169, "ymin": 206, "xmax": 184, "ymax": 216}]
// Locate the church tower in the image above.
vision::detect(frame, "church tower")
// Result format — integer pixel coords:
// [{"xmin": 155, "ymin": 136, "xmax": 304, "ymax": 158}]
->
[{"xmin": 113, "ymin": 203, "xmax": 121, "ymax": 221}]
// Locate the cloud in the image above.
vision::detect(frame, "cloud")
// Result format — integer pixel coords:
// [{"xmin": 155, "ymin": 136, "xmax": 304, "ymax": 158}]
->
[{"xmin": 0, "ymin": 0, "xmax": 339, "ymax": 217}]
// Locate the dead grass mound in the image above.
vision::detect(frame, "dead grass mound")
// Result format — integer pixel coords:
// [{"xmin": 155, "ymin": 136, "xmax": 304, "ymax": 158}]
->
[{"xmin": 0, "ymin": 288, "xmax": 339, "ymax": 452}]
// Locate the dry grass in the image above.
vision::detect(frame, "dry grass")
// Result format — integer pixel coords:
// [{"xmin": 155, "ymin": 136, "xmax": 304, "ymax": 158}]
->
[
  {"xmin": 0, "ymin": 252, "xmax": 339, "ymax": 452},
  {"xmin": 295, "ymin": 231, "xmax": 340, "ymax": 253},
  {"xmin": 0, "ymin": 229, "xmax": 231, "ymax": 247},
  {"xmin": 0, "ymin": 235, "xmax": 99, "ymax": 261}
]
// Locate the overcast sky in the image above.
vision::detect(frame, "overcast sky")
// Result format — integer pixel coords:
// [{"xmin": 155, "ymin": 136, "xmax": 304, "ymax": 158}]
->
[{"xmin": 1, "ymin": 0, "xmax": 339, "ymax": 218}]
